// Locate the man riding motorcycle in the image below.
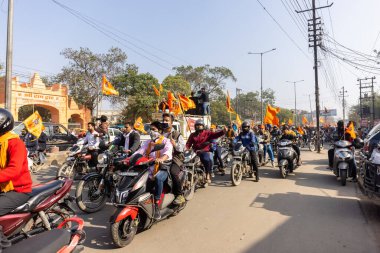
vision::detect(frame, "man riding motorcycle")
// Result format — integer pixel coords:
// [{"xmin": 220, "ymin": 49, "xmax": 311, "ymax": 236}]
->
[
  {"xmin": 186, "ymin": 120, "xmax": 226, "ymax": 183},
  {"xmin": 233, "ymin": 121, "xmax": 260, "ymax": 181},
  {"xmin": 112, "ymin": 121, "xmax": 141, "ymax": 156},
  {"xmin": 0, "ymin": 109, "xmax": 32, "ymax": 216},
  {"xmin": 130, "ymin": 121, "xmax": 173, "ymax": 219},
  {"xmin": 82, "ymin": 122, "xmax": 100, "ymax": 170},
  {"xmin": 281, "ymin": 125, "xmax": 301, "ymax": 166},
  {"xmin": 162, "ymin": 113, "xmax": 186, "ymax": 205}
]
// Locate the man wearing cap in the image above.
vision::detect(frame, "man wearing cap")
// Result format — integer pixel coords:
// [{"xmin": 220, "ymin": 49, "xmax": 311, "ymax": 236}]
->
[{"xmin": 186, "ymin": 120, "xmax": 226, "ymax": 183}]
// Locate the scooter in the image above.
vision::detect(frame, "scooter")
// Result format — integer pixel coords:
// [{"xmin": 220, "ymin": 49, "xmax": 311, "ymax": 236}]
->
[
  {"xmin": 109, "ymin": 146, "xmax": 186, "ymax": 248},
  {"xmin": 277, "ymin": 139, "xmax": 299, "ymax": 178},
  {"xmin": 332, "ymin": 140, "xmax": 354, "ymax": 186},
  {"xmin": 0, "ymin": 178, "xmax": 75, "ymax": 244},
  {"xmin": 2, "ymin": 217, "xmax": 86, "ymax": 253}
]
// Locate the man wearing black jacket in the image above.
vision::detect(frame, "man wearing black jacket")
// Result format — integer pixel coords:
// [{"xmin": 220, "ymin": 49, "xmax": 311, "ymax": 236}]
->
[{"xmin": 113, "ymin": 121, "xmax": 141, "ymax": 156}]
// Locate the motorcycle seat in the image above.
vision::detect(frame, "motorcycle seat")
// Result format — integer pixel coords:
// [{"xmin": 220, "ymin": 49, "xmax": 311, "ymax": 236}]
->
[
  {"xmin": 4, "ymin": 228, "xmax": 71, "ymax": 253},
  {"xmin": 11, "ymin": 180, "xmax": 63, "ymax": 213}
]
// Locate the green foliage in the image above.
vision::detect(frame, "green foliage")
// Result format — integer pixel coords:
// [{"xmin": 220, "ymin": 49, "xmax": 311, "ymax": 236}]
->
[
  {"xmin": 161, "ymin": 75, "xmax": 191, "ymax": 95},
  {"xmin": 55, "ymin": 47, "xmax": 129, "ymax": 114},
  {"xmin": 18, "ymin": 105, "xmax": 52, "ymax": 122},
  {"xmin": 112, "ymin": 68, "xmax": 159, "ymax": 122},
  {"xmin": 173, "ymin": 64, "xmax": 237, "ymax": 98},
  {"xmin": 277, "ymin": 108, "xmax": 294, "ymax": 124},
  {"xmin": 211, "ymin": 99, "xmax": 231, "ymax": 125}
]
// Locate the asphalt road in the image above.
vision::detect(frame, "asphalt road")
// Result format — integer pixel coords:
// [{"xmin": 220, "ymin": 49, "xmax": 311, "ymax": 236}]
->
[{"xmin": 33, "ymin": 149, "xmax": 380, "ymax": 253}]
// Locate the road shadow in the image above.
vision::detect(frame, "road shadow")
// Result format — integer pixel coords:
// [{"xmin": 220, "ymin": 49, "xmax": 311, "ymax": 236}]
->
[{"xmin": 245, "ymin": 192, "xmax": 380, "ymax": 253}]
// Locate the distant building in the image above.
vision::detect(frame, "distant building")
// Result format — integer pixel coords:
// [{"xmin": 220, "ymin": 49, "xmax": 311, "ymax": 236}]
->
[{"xmin": 98, "ymin": 109, "xmax": 123, "ymax": 124}]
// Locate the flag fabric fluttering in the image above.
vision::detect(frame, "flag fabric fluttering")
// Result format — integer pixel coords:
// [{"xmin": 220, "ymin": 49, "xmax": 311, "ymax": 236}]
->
[
  {"xmin": 236, "ymin": 114, "xmax": 242, "ymax": 127},
  {"xmin": 302, "ymin": 116, "xmax": 308, "ymax": 125},
  {"xmin": 264, "ymin": 104, "xmax": 280, "ymax": 126},
  {"xmin": 288, "ymin": 118, "xmax": 293, "ymax": 125},
  {"xmin": 178, "ymin": 95, "xmax": 196, "ymax": 112},
  {"xmin": 102, "ymin": 75, "xmax": 119, "ymax": 96},
  {"xmin": 153, "ymin": 85, "xmax": 160, "ymax": 97},
  {"xmin": 23, "ymin": 111, "xmax": 45, "ymax": 138},
  {"xmin": 159, "ymin": 84, "xmax": 163, "ymax": 92},
  {"xmin": 134, "ymin": 117, "xmax": 147, "ymax": 134},
  {"xmin": 345, "ymin": 122, "xmax": 357, "ymax": 139},
  {"xmin": 297, "ymin": 126, "xmax": 304, "ymax": 135},
  {"xmin": 226, "ymin": 91, "xmax": 234, "ymax": 113},
  {"xmin": 167, "ymin": 92, "xmax": 177, "ymax": 111}
]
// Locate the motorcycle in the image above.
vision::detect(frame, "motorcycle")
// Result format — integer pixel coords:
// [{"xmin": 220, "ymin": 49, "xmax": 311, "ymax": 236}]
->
[
  {"xmin": 230, "ymin": 142, "xmax": 259, "ymax": 185},
  {"xmin": 212, "ymin": 140, "xmax": 230, "ymax": 176},
  {"xmin": 109, "ymin": 145, "xmax": 186, "ymax": 248},
  {"xmin": 183, "ymin": 150, "xmax": 208, "ymax": 188},
  {"xmin": 257, "ymin": 135, "xmax": 265, "ymax": 166},
  {"xmin": 358, "ymin": 142, "xmax": 380, "ymax": 205},
  {"xmin": 270, "ymin": 135, "xmax": 279, "ymax": 157},
  {"xmin": 57, "ymin": 139, "xmax": 92, "ymax": 180},
  {"xmin": 75, "ymin": 146, "xmax": 126, "ymax": 213},
  {"xmin": 2, "ymin": 217, "xmax": 86, "ymax": 253},
  {"xmin": 277, "ymin": 139, "xmax": 299, "ymax": 178},
  {"xmin": 332, "ymin": 140, "xmax": 355, "ymax": 186},
  {"xmin": 0, "ymin": 178, "xmax": 75, "ymax": 244}
]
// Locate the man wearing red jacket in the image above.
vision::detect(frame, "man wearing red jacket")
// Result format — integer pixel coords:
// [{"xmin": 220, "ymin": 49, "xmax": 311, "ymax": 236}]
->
[
  {"xmin": 186, "ymin": 120, "xmax": 226, "ymax": 183},
  {"xmin": 0, "ymin": 109, "xmax": 32, "ymax": 215}
]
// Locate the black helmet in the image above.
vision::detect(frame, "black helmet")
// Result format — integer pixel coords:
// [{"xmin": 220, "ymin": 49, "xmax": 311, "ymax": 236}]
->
[
  {"xmin": 195, "ymin": 120, "xmax": 205, "ymax": 126},
  {"xmin": 0, "ymin": 109, "xmax": 14, "ymax": 136},
  {"xmin": 241, "ymin": 121, "xmax": 250, "ymax": 128}
]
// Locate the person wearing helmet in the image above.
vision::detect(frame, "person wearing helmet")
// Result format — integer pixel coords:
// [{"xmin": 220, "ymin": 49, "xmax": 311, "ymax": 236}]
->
[
  {"xmin": 186, "ymin": 120, "xmax": 226, "ymax": 183},
  {"xmin": 0, "ymin": 109, "xmax": 32, "ymax": 215},
  {"xmin": 258, "ymin": 125, "xmax": 275, "ymax": 167},
  {"xmin": 233, "ymin": 121, "xmax": 260, "ymax": 181},
  {"xmin": 281, "ymin": 125, "xmax": 301, "ymax": 166}
]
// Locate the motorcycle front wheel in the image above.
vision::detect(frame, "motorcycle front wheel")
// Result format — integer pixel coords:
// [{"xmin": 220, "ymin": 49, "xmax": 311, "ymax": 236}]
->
[
  {"xmin": 57, "ymin": 162, "xmax": 75, "ymax": 180},
  {"xmin": 231, "ymin": 163, "xmax": 243, "ymax": 186},
  {"xmin": 280, "ymin": 164, "xmax": 288, "ymax": 179},
  {"xmin": 111, "ymin": 216, "xmax": 137, "ymax": 248},
  {"xmin": 309, "ymin": 142, "xmax": 316, "ymax": 152},
  {"xmin": 76, "ymin": 176, "xmax": 107, "ymax": 213},
  {"xmin": 183, "ymin": 176, "xmax": 195, "ymax": 201},
  {"xmin": 340, "ymin": 170, "xmax": 347, "ymax": 186}
]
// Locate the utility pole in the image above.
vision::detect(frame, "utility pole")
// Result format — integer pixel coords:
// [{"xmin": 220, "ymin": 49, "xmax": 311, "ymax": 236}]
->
[
  {"xmin": 296, "ymin": 0, "xmax": 333, "ymax": 153},
  {"xmin": 5, "ymin": 0, "xmax": 14, "ymax": 110},
  {"xmin": 286, "ymin": 80, "xmax": 304, "ymax": 125},
  {"xmin": 308, "ymin": 94, "xmax": 313, "ymax": 123},
  {"xmin": 339, "ymin": 86, "xmax": 347, "ymax": 123},
  {"xmin": 357, "ymin": 77, "xmax": 376, "ymax": 128},
  {"xmin": 248, "ymin": 48, "xmax": 276, "ymax": 123}
]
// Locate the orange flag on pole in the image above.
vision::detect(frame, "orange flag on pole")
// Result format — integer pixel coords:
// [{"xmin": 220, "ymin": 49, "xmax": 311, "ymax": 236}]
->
[
  {"xmin": 302, "ymin": 116, "xmax": 308, "ymax": 125},
  {"xmin": 263, "ymin": 104, "xmax": 280, "ymax": 126},
  {"xmin": 23, "ymin": 111, "xmax": 45, "ymax": 138},
  {"xmin": 134, "ymin": 117, "xmax": 147, "ymax": 134},
  {"xmin": 297, "ymin": 126, "xmax": 304, "ymax": 135},
  {"xmin": 153, "ymin": 85, "xmax": 160, "ymax": 97},
  {"xmin": 102, "ymin": 75, "xmax": 119, "ymax": 96},
  {"xmin": 167, "ymin": 92, "xmax": 177, "ymax": 111},
  {"xmin": 236, "ymin": 114, "xmax": 242, "ymax": 127},
  {"xmin": 345, "ymin": 122, "xmax": 357, "ymax": 139},
  {"xmin": 178, "ymin": 95, "xmax": 196, "ymax": 112},
  {"xmin": 226, "ymin": 91, "xmax": 234, "ymax": 113}
]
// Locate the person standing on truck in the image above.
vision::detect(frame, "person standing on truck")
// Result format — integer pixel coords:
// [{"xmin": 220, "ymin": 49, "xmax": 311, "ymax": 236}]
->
[{"xmin": 199, "ymin": 87, "xmax": 210, "ymax": 115}]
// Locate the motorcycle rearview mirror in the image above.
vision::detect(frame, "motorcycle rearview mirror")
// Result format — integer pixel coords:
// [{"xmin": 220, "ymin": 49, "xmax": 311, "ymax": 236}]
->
[{"xmin": 353, "ymin": 138, "xmax": 364, "ymax": 149}]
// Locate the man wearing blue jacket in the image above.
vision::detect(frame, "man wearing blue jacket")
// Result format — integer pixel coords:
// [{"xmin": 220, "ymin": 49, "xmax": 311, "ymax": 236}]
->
[{"xmin": 233, "ymin": 121, "xmax": 260, "ymax": 181}]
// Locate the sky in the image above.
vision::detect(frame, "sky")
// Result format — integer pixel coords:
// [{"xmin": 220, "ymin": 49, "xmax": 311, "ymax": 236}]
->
[{"xmin": 0, "ymin": 0, "xmax": 379, "ymax": 118}]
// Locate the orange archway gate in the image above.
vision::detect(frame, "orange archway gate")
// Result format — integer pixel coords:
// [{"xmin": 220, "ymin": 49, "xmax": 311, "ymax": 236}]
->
[{"xmin": 0, "ymin": 73, "xmax": 91, "ymax": 128}]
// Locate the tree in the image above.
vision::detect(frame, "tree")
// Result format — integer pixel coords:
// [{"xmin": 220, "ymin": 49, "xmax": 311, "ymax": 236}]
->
[
  {"xmin": 55, "ymin": 47, "xmax": 129, "ymax": 116},
  {"xmin": 173, "ymin": 64, "xmax": 237, "ymax": 98},
  {"xmin": 277, "ymin": 108, "xmax": 294, "ymax": 124},
  {"xmin": 211, "ymin": 99, "xmax": 231, "ymax": 125},
  {"xmin": 112, "ymin": 68, "xmax": 159, "ymax": 122},
  {"xmin": 161, "ymin": 75, "xmax": 191, "ymax": 95}
]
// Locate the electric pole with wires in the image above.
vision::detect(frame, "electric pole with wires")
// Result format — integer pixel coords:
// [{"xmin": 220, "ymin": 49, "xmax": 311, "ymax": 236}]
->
[
  {"xmin": 357, "ymin": 77, "xmax": 376, "ymax": 128},
  {"xmin": 296, "ymin": 0, "xmax": 333, "ymax": 153},
  {"xmin": 339, "ymin": 86, "xmax": 347, "ymax": 124}
]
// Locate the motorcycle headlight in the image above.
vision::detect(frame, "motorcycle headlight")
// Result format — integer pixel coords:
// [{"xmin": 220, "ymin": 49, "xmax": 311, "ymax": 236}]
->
[
  {"xmin": 97, "ymin": 153, "xmax": 108, "ymax": 164},
  {"xmin": 338, "ymin": 151, "xmax": 352, "ymax": 160},
  {"xmin": 115, "ymin": 189, "xmax": 129, "ymax": 204}
]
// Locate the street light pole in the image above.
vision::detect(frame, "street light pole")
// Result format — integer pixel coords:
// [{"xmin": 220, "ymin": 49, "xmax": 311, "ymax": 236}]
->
[
  {"xmin": 286, "ymin": 80, "xmax": 304, "ymax": 125},
  {"xmin": 248, "ymin": 48, "xmax": 276, "ymax": 123},
  {"xmin": 5, "ymin": 0, "xmax": 14, "ymax": 110}
]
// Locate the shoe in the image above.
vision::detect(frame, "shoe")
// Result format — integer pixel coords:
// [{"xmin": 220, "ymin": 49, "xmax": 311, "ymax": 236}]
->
[
  {"xmin": 271, "ymin": 161, "xmax": 274, "ymax": 168},
  {"xmin": 297, "ymin": 160, "xmax": 302, "ymax": 166},
  {"xmin": 173, "ymin": 195, "xmax": 186, "ymax": 205},
  {"xmin": 154, "ymin": 204, "xmax": 161, "ymax": 220},
  {"xmin": 211, "ymin": 172, "xmax": 215, "ymax": 178}
]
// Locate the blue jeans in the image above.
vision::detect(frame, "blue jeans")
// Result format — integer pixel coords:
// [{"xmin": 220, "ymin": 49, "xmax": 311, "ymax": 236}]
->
[
  {"xmin": 263, "ymin": 144, "xmax": 275, "ymax": 161},
  {"xmin": 198, "ymin": 151, "xmax": 214, "ymax": 173},
  {"xmin": 202, "ymin": 102, "xmax": 210, "ymax": 115},
  {"xmin": 154, "ymin": 170, "xmax": 168, "ymax": 201}
]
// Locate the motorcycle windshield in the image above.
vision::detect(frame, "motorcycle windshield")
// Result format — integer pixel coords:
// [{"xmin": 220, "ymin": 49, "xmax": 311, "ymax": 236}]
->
[
  {"xmin": 278, "ymin": 139, "xmax": 292, "ymax": 147},
  {"xmin": 334, "ymin": 140, "xmax": 351, "ymax": 148}
]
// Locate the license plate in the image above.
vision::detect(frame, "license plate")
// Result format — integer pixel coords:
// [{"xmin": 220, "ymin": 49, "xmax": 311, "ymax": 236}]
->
[
  {"xmin": 118, "ymin": 171, "xmax": 139, "ymax": 176},
  {"xmin": 97, "ymin": 164, "xmax": 107, "ymax": 168}
]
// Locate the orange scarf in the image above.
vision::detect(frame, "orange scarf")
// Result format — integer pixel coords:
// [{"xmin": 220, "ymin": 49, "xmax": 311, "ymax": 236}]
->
[
  {"xmin": 0, "ymin": 131, "xmax": 20, "ymax": 192},
  {"xmin": 145, "ymin": 136, "xmax": 165, "ymax": 177}
]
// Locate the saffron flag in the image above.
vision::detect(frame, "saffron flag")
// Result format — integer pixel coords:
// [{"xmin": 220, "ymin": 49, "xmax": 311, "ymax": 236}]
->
[
  {"xmin": 320, "ymin": 117, "xmax": 325, "ymax": 123},
  {"xmin": 302, "ymin": 116, "xmax": 308, "ymax": 125},
  {"xmin": 153, "ymin": 85, "xmax": 160, "ymax": 97},
  {"xmin": 134, "ymin": 117, "xmax": 147, "ymax": 134},
  {"xmin": 297, "ymin": 126, "xmax": 305, "ymax": 135},
  {"xmin": 345, "ymin": 122, "xmax": 357, "ymax": 139},
  {"xmin": 167, "ymin": 92, "xmax": 177, "ymax": 111},
  {"xmin": 236, "ymin": 114, "xmax": 242, "ymax": 127},
  {"xmin": 178, "ymin": 95, "xmax": 196, "ymax": 112},
  {"xmin": 226, "ymin": 91, "xmax": 234, "ymax": 113},
  {"xmin": 172, "ymin": 101, "xmax": 183, "ymax": 116},
  {"xmin": 23, "ymin": 111, "xmax": 45, "ymax": 138},
  {"xmin": 264, "ymin": 104, "xmax": 280, "ymax": 126},
  {"xmin": 288, "ymin": 118, "xmax": 293, "ymax": 125},
  {"xmin": 101, "ymin": 75, "xmax": 119, "ymax": 96},
  {"xmin": 159, "ymin": 84, "xmax": 163, "ymax": 92}
]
